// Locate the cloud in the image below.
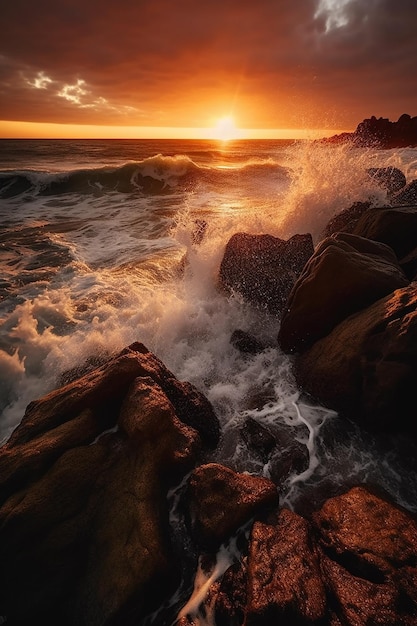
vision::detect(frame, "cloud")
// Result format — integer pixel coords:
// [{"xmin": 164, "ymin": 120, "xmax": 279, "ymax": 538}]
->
[{"xmin": 1, "ymin": 0, "xmax": 417, "ymax": 130}]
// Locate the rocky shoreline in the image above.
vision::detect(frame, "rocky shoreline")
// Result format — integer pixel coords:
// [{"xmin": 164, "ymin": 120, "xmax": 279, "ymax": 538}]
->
[
  {"xmin": 1, "ymin": 163, "xmax": 417, "ymax": 624},
  {"xmin": 324, "ymin": 113, "xmax": 417, "ymax": 149}
]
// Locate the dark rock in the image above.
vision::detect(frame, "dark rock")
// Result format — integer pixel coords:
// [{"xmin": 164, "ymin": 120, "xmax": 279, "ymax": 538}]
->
[
  {"xmin": 325, "ymin": 114, "xmax": 417, "ymax": 149},
  {"xmin": 0, "ymin": 343, "xmax": 219, "ymax": 625},
  {"xmin": 219, "ymin": 232, "xmax": 314, "ymax": 315},
  {"xmin": 390, "ymin": 179, "xmax": 417, "ymax": 206},
  {"xmin": 240, "ymin": 417, "xmax": 276, "ymax": 463},
  {"xmin": 245, "ymin": 508, "xmax": 327, "ymax": 625},
  {"xmin": 295, "ymin": 283, "xmax": 417, "ymax": 436},
  {"xmin": 186, "ymin": 463, "xmax": 279, "ymax": 551},
  {"xmin": 278, "ymin": 232, "xmax": 408, "ymax": 354},
  {"xmin": 352, "ymin": 205, "xmax": 417, "ymax": 259},
  {"xmin": 230, "ymin": 330, "xmax": 266, "ymax": 355},
  {"xmin": 367, "ymin": 166, "xmax": 407, "ymax": 195},
  {"xmin": 321, "ymin": 200, "xmax": 371, "ymax": 239}
]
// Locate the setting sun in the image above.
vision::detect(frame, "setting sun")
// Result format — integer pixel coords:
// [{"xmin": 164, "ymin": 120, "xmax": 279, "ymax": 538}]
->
[{"xmin": 211, "ymin": 115, "xmax": 242, "ymax": 141}]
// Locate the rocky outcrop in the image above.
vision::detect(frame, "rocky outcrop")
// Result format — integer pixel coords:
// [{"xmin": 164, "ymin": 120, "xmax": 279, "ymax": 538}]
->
[
  {"xmin": 0, "ymin": 343, "xmax": 219, "ymax": 626},
  {"xmin": 294, "ymin": 283, "xmax": 417, "ymax": 436},
  {"xmin": 278, "ymin": 232, "xmax": 409, "ymax": 354},
  {"xmin": 326, "ymin": 113, "xmax": 417, "ymax": 148},
  {"xmin": 182, "ymin": 485, "xmax": 417, "ymax": 626},
  {"xmin": 219, "ymin": 232, "xmax": 314, "ymax": 314}
]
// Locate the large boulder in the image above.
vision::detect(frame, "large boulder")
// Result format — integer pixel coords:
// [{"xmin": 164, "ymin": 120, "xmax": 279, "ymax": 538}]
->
[
  {"xmin": 352, "ymin": 205, "xmax": 417, "ymax": 259},
  {"xmin": 278, "ymin": 232, "xmax": 408, "ymax": 354},
  {"xmin": 295, "ymin": 283, "xmax": 417, "ymax": 436},
  {"xmin": 219, "ymin": 232, "xmax": 314, "ymax": 314},
  {"xmin": 0, "ymin": 343, "xmax": 219, "ymax": 626}
]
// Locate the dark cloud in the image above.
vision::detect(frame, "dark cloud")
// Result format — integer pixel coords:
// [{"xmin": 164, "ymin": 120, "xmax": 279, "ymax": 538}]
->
[{"xmin": 1, "ymin": 0, "xmax": 416, "ymax": 130}]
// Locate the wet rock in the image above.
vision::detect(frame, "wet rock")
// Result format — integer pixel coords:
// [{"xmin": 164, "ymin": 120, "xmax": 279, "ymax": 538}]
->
[
  {"xmin": 186, "ymin": 463, "xmax": 279, "ymax": 551},
  {"xmin": 352, "ymin": 205, "xmax": 417, "ymax": 259},
  {"xmin": 278, "ymin": 232, "xmax": 408, "ymax": 354},
  {"xmin": 295, "ymin": 283, "xmax": 417, "ymax": 437},
  {"xmin": 0, "ymin": 343, "xmax": 218, "ymax": 625},
  {"xmin": 230, "ymin": 329, "xmax": 266, "ymax": 355},
  {"xmin": 215, "ymin": 559, "xmax": 248, "ymax": 626},
  {"xmin": 219, "ymin": 232, "xmax": 314, "ymax": 315},
  {"xmin": 240, "ymin": 417, "xmax": 276, "ymax": 463},
  {"xmin": 367, "ymin": 166, "xmax": 407, "ymax": 195},
  {"xmin": 245, "ymin": 508, "xmax": 327, "ymax": 625},
  {"xmin": 391, "ymin": 179, "xmax": 417, "ymax": 205},
  {"xmin": 321, "ymin": 200, "xmax": 371, "ymax": 239},
  {"xmin": 313, "ymin": 485, "xmax": 417, "ymax": 625}
]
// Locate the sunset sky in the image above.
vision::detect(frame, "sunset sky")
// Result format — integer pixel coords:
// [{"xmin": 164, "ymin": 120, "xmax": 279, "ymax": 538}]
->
[{"xmin": 1, "ymin": 0, "xmax": 416, "ymax": 139}]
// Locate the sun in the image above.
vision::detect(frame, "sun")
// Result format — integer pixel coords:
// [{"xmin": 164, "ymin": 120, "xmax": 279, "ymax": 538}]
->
[{"xmin": 211, "ymin": 115, "xmax": 241, "ymax": 141}]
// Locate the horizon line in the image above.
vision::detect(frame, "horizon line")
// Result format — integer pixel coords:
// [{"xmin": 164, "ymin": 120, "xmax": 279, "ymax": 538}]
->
[{"xmin": 0, "ymin": 120, "xmax": 351, "ymax": 140}]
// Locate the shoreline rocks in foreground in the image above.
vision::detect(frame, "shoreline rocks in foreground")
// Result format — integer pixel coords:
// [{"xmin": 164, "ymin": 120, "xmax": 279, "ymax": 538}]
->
[
  {"xmin": 1, "ymin": 341, "xmax": 417, "ymax": 625},
  {"xmin": 2, "ymin": 152, "xmax": 417, "ymax": 624}
]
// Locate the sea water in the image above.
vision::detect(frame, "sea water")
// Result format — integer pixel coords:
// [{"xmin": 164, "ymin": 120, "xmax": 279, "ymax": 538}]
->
[{"xmin": 1, "ymin": 138, "xmax": 417, "ymax": 516}]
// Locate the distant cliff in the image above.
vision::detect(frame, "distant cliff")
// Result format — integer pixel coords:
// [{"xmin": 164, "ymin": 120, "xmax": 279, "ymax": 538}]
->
[{"xmin": 325, "ymin": 113, "xmax": 417, "ymax": 148}]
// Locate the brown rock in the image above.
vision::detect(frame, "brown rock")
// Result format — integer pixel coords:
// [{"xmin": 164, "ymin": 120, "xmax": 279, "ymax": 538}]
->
[
  {"xmin": 0, "ymin": 344, "xmax": 217, "ymax": 625},
  {"xmin": 353, "ymin": 205, "xmax": 417, "ymax": 259},
  {"xmin": 215, "ymin": 560, "xmax": 248, "ymax": 626},
  {"xmin": 186, "ymin": 463, "xmax": 279, "ymax": 550},
  {"xmin": 245, "ymin": 508, "xmax": 327, "ymax": 625},
  {"xmin": 295, "ymin": 283, "xmax": 417, "ymax": 435},
  {"xmin": 313, "ymin": 486, "xmax": 417, "ymax": 625},
  {"xmin": 278, "ymin": 232, "xmax": 408, "ymax": 354},
  {"xmin": 0, "ymin": 342, "xmax": 219, "ymax": 503},
  {"xmin": 219, "ymin": 232, "xmax": 314, "ymax": 314}
]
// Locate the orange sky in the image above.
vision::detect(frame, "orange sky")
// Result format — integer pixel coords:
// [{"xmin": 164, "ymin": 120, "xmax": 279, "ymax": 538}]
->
[{"xmin": 1, "ymin": 0, "xmax": 416, "ymax": 139}]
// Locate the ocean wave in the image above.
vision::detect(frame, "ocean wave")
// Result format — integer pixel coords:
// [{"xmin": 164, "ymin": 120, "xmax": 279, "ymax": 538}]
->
[{"xmin": 0, "ymin": 154, "xmax": 290, "ymax": 198}]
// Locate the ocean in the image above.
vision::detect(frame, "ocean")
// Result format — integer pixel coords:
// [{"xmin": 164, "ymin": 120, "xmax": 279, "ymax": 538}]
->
[{"xmin": 1, "ymin": 137, "xmax": 417, "ymax": 513}]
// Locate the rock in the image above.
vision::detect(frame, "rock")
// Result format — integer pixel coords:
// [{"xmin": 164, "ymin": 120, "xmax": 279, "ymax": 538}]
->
[
  {"xmin": 239, "ymin": 417, "xmax": 276, "ymax": 463},
  {"xmin": 278, "ymin": 232, "xmax": 408, "ymax": 354},
  {"xmin": 352, "ymin": 205, "xmax": 417, "ymax": 259},
  {"xmin": 215, "ymin": 560, "xmax": 248, "ymax": 626},
  {"xmin": 186, "ymin": 463, "xmax": 279, "ymax": 551},
  {"xmin": 230, "ymin": 330, "xmax": 266, "ymax": 355},
  {"xmin": 219, "ymin": 232, "xmax": 314, "ymax": 315},
  {"xmin": 180, "ymin": 485, "xmax": 417, "ymax": 626},
  {"xmin": 313, "ymin": 485, "xmax": 417, "ymax": 625},
  {"xmin": 295, "ymin": 283, "xmax": 417, "ymax": 436},
  {"xmin": 325, "ymin": 114, "xmax": 417, "ymax": 149},
  {"xmin": 0, "ymin": 343, "xmax": 219, "ymax": 625},
  {"xmin": 367, "ymin": 166, "xmax": 407, "ymax": 195},
  {"xmin": 321, "ymin": 200, "xmax": 371, "ymax": 239},
  {"xmin": 245, "ymin": 508, "xmax": 327, "ymax": 625},
  {"xmin": 390, "ymin": 179, "xmax": 417, "ymax": 206}
]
